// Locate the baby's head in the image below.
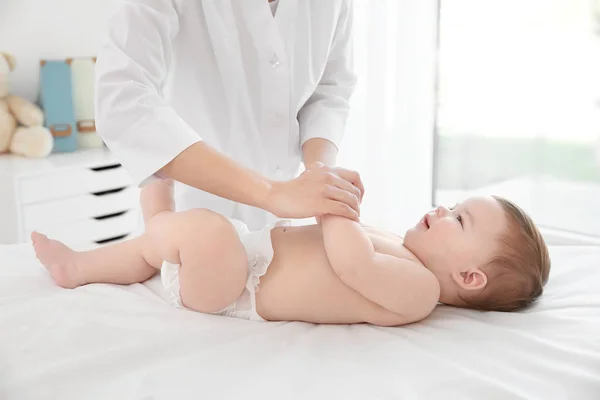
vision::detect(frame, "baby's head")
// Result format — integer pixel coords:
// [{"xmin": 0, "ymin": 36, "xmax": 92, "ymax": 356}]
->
[{"xmin": 403, "ymin": 195, "xmax": 550, "ymax": 312}]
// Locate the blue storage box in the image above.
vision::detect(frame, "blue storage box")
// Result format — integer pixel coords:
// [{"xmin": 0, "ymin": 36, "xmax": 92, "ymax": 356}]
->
[{"xmin": 39, "ymin": 59, "xmax": 77, "ymax": 153}]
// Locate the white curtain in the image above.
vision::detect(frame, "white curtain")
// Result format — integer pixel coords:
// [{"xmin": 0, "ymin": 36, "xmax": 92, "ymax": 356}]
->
[
  {"xmin": 337, "ymin": 0, "xmax": 439, "ymax": 234},
  {"xmin": 433, "ymin": 0, "xmax": 600, "ymax": 244}
]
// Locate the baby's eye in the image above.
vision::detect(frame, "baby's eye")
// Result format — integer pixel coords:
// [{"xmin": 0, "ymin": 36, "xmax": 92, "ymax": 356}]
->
[{"xmin": 457, "ymin": 214, "xmax": 463, "ymax": 226}]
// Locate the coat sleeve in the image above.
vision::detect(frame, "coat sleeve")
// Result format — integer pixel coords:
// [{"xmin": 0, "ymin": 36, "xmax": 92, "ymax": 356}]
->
[
  {"xmin": 95, "ymin": 0, "xmax": 200, "ymax": 187},
  {"xmin": 297, "ymin": 0, "xmax": 357, "ymax": 150}
]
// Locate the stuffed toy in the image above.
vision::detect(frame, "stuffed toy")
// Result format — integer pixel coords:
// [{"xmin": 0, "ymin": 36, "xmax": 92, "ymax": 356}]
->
[{"xmin": 0, "ymin": 52, "xmax": 53, "ymax": 158}]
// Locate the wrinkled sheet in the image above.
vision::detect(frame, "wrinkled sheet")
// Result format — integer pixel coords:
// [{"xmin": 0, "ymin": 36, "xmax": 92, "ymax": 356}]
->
[{"xmin": 1, "ymin": 243, "xmax": 599, "ymax": 400}]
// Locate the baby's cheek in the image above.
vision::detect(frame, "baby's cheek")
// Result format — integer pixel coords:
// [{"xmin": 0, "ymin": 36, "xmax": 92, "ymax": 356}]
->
[
  {"xmin": 435, "ymin": 224, "xmax": 467, "ymax": 254},
  {"xmin": 437, "ymin": 220, "xmax": 459, "ymax": 236}
]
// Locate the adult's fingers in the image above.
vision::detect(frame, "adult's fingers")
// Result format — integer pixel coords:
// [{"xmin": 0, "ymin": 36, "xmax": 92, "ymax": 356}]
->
[
  {"xmin": 332, "ymin": 167, "xmax": 365, "ymax": 202},
  {"xmin": 325, "ymin": 172, "xmax": 362, "ymax": 202},
  {"xmin": 353, "ymin": 175, "xmax": 365, "ymax": 203},
  {"xmin": 325, "ymin": 199, "xmax": 359, "ymax": 221},
  {"xmin": 325, "ymin": 185, "xmax": 360, "ymax": 215}
]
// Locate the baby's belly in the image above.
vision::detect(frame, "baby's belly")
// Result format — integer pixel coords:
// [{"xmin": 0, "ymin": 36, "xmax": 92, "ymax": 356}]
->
[{"xmin": 255, "ymin": 225, "xmax": 389, "ymax": 324}]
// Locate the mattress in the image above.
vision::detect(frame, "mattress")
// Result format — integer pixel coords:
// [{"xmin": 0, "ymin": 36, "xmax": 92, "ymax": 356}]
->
[{"xmin": 0, "ymin": 243, "xmax": 599, "ymax": 400}]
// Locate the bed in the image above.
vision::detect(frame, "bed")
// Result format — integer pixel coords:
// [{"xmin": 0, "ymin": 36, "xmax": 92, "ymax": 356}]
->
[{"xmin": 1, "ymin": 243, "xmax": 599, "ymax": 400}]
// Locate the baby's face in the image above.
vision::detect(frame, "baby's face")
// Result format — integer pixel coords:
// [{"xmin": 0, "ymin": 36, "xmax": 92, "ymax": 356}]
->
[{"xmin": 403, "ymin": 196, "xmax": 507, "ymax": 279}]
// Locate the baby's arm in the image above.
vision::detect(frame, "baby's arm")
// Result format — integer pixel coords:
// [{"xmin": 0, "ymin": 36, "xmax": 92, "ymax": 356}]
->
[{"xmin": 321, "ymin": 215, "xmax": 440, "ymax": 323}]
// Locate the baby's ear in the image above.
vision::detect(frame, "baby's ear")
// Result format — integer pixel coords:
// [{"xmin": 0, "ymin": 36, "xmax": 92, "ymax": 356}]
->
[
  {"xmin": 0, "ymin": 53, "xmax": 16, "ymax": 71},
  {"xmin": 452, "ymin": 268, "xmax": 487, "ymax": 291}
]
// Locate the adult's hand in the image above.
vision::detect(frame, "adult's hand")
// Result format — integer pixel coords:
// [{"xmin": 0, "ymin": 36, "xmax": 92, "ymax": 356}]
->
[
  {"xmin": 266, "ymin": 163, "xmax": 364, "ymax": 221},
  {"xmin": 309, "ymin": 162, "xmax": 365, "ymax": 205}
]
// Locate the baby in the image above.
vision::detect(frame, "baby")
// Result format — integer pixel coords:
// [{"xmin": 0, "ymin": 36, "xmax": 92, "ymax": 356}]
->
[{"xmin": 32, "ymin": 179, "xmax": 550, "ymax": 326}]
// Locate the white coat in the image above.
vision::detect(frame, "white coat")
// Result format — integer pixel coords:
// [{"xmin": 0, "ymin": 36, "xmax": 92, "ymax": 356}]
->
[{"xmin": 95, "ymin": 0, "xmax": 356, "ymax": 230}]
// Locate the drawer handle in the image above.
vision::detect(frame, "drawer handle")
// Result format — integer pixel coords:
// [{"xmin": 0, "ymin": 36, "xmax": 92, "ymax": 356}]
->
[
  {"xmin": 95, "ymin": 234, "xmax": 129, "ymax": 245},
  {"xmin": 91, "ymin": 187, "xmax": 127, "ymax": 196},
  {"xmin": 90, "ymin": 164, "xmax": 121, "ymax": 172},
  {"xmin": 77, "ymin": 119, "xmax": 96, "ymax": 133},
  {"xmin": 94, "ymin": 210, "xmax": 128, "ymax": 220},
  {"xmin": 49, "ymin": 124, "xmax": 72, "ymax": 138}
]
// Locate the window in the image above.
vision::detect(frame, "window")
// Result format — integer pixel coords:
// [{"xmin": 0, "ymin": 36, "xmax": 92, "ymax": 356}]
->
[{"xmin": 434, "ymin": 0, "xmax": 600, "ymax": 242}]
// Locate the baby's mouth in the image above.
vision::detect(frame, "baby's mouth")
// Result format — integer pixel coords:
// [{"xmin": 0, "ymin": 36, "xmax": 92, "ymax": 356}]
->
[{"xmin": 421, "ymin": 214, "xmax": 430, "ymax": 229}]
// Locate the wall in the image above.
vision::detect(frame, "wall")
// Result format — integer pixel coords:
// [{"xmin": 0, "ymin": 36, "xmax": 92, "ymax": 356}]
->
[{"xmin": 0, "ymin": 0, "xmax": 120, "ymax": 102}]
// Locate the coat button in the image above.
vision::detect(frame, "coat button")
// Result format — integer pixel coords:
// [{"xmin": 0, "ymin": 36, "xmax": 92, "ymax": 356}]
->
[{"xmin": 270, "ymin": 53, "xmax": 281, "ymax": 68}]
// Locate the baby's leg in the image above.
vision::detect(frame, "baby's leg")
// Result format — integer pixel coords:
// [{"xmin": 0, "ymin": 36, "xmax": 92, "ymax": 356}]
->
[
  {"xmin": 145, "ymin": 209, "xmax": 248, "ymax": 313},
  {"xmin": 31, "ymin": 233, "xmax": 161, "ymax": 288},
  {"xmin": 34, "ymin": 179, "xmax": 248, "ymax": 313},
  {"xmin": 32, "ymin": 179, "xmax": 174, "ymax": 288}
]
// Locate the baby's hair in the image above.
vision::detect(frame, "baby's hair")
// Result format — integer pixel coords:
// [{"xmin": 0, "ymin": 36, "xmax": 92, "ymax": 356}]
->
[{"xmin": 461, "ymin": 196, "xmax": 551, "ymax": 312}]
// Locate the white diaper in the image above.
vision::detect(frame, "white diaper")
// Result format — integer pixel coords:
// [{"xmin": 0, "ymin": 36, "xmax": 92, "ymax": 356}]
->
[{"xmin": 160, "ymin": 218, "xmax": 284, "ymax": 321}]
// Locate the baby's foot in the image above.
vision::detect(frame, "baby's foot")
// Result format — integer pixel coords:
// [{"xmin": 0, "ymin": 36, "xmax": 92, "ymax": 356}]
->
[{"xmin": 31, "ymin": 232, "xmax": 83, "ymax": 289}]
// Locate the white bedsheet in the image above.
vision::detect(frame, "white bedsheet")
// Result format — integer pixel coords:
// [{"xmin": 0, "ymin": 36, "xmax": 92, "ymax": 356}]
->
[{"xmin": 0, "ymin": 243, "xmax": 599, "ymax": 400}]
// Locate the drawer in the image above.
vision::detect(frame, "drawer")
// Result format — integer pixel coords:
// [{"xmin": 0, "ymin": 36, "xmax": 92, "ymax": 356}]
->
[
  {"xmin": 19, "ymin": 163, "xmax": 133, "ymax": 204},
  {"xmin": 71, "ymin": 233, "xmax": 134, "ymax": 252},
  {"xmin": 24, "ymin": 209, "xmax": 139, "ymax": 246},
  {"xmin": 22, "ymin": 186, "xmax": 139, "ymax": 231}
]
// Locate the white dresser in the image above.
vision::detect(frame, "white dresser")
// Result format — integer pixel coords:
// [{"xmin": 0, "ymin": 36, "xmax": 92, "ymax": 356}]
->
[{"xmin": 0, "ymin": 148, "xmax": 141, "ymax": 250}]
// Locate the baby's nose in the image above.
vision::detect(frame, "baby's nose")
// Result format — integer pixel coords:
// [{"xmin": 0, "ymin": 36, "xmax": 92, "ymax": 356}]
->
[{"xmin": 436, "ymin": 206, "xmax": 451, "ymax": 217}]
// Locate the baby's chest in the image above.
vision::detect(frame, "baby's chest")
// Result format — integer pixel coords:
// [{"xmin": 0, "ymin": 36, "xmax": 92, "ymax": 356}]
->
[{"xmin": 367, "ymin": 232, "xmax": 411, "ymax": 259}]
